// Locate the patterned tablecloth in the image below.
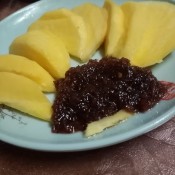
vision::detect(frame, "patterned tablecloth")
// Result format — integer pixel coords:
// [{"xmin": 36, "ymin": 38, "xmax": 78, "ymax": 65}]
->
[{"xmin": 0, "ymin": 1, "xmax": 175, "ymax": 175}]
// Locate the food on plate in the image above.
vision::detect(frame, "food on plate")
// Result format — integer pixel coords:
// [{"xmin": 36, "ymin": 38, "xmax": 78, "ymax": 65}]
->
[
  {"xmin": 0, "ymin": 72, "xmax": 52, "ymax": 121},
  {"xmin": 39, "ymin": 8, "xmax": 77, "ymax": 20},
  {"xmin": 28, "ymin": 3, "xmax": 108, "ymax": 61},
  {"xmin": 0, "ymin": 54, "xmax": 55, "ymax": 92},
  {"xmin": 104, "ymin": 0, "xmax": 125, "ymax": 57},
  {"xmin": 85, "ymin": 110, "xmax": 132, "ymax": 137},
  {"xmin": 72, "ymin": 3, "xmax": 108, "ymax": 60},
  {"xmin": 4, "ymin": 0, "xmax": 175, "ymax": 136},
  {"xmin": 28, "ymin": 15, "xmax": 89, "ymax": 61},
  {"xmin": 105, "ymin": 0, "xmax": 175, "ymax": 67},
  {"xmin": 52, "ymin": 57, "xmax": 166, "ymax": 134},
  {"xmin": 10, "ymin": 30, "xmax": 70, "ymax": 79}
]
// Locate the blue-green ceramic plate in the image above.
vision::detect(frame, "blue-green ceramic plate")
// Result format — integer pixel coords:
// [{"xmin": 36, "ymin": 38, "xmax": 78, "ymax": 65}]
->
[{"xmin": 0, "ymin": 0, "xmax": 175, "ymax": 151}]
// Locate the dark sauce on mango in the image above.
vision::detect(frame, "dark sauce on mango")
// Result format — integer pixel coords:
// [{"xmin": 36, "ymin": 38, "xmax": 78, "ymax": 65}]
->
[{"xmin": 52, "ymin": 57, "xmax": 167, "ymax": 133}]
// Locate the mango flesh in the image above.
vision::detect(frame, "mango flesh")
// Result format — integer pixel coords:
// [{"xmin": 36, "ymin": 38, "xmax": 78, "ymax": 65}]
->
[
  {"xmin": 106, "ymin": 0, "xmax": 175, "ymax": 67},
  {"xmin": 0, "ymin": 54, "xmax": 55, "ymax": 92},
  {"xmin": 85, "ymin": 110, "xmax": 132, "ymax": 137},
  {"xmin": 10, "ymin": 30, "xmax": 70, "ymax": 79},
  {"xmin": 119, "ymin": 1, "xmax": 175, "ymax": 67},
  {"xmin": 39, "ymin": 8, "xmax": 77, "ymax": 20},
  {"xmin": 28, "ymin": 16, "xmax": 89, "ymax": 61},
  {"xmin": 104, "ymin": 0, "xmax": 125, "ymax": 56},
  {"xmin": 0, "ymin": 72, "xmax": 52, "ymax": 121},
  {"xmin": 73, "ymin": 3, "xmax": 108, "ymax": 59}
]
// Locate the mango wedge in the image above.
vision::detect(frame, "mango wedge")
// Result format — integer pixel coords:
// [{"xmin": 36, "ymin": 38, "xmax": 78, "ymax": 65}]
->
[
  {"xmin": 28, "ymin": 16, "xmax": 89, "ymax": 61},
  {"xmin": 104, "ymin": 0, "xmax": 125, "ymax": 56},
  {"xmin": 0, "ymin": 54, "xmax": 55, "ymax": 92},
  {"xmin": 85, "ymin": 110, "xmax": 132, "ymax": 137},
  {"xmin": 39, "ymin": 8, "xmax": 77, "ymax": 20},
  {"xmin": 73, "ymin": 3, "xmax": 108, "ymax": 59},
  {"xmin": 10, "ymin": 30, "xmax": 70, "ymax": 79},
  {"xmin": 120, "ymin": 1, "xmax": 175, "ymax": 67},
  {"xmin": 0, "ymin": 72, "xmax": 52, "ymax": 121}
]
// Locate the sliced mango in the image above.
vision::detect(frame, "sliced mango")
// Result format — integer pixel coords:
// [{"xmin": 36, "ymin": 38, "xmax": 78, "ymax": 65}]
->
[
  {"xmin": 103, "ymin": 0, "xmax": 125, "ymax": 56},
  {"xmin": 73, "ymin": 3, "xmax": 108, "ymax": 59},
  {"xmin": 0, "ymin": 72, "xmax": 52, "ymax": 121},
  {"xmin": 39, "ymin": 8, "xmax": 77, "ymax": 20},
  {"xmin": 0, "ymin": 54, "xmax": 55, "ymax": 92},
  {"xmin": 28, "ymin": 16, "xmax": 89, "ymax": 61},
  {"xmin": 120, "ymin": 1, "xmax": 175, "ymax": 67},
  {"xmin": 9, "ymin": 30, "xmax": 70, "ymax": 79},
  {"xmin": 85, "ymin": 110, "xmax": 132, "ymax": 137}
]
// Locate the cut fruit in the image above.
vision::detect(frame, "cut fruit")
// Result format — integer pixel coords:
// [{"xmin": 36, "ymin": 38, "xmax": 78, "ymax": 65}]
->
[
  {"xmin": 9, "ymin": 30, "xmax": 70, "ymax": 79},
  {"xmin": 0, "ymin": 54, "xmax": 55, "ymax": 92},
  {"xmin": 28, "ymin": 16, "xmax": 89, "ymax": 61},
  {"xmin": 119, "ymin": 1, "xmax": 175, "ymax": 67},
  {"xmin": 103, "ymin": 0, "xmax": 125, "ymax": 56},
  {"xmin": 73, "ymin": 3, "xmax": 108, "ymax": 59},
  {"xmin": 39, "ymin": 8, "xmax": 77, "ymax": 20},
  {"xmin": 85, "ymin": 110, "xmax": 132, "ymax": 137},
  {"xmin": 0, "ymin": 72, "xmax": 52, "ymax": 121}
]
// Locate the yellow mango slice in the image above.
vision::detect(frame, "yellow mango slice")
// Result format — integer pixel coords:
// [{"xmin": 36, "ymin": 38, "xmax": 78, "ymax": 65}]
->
[
  {"xmin": 120, "ymin": 1, "xmax": 175, "ymax": 67},
  {"xmin": 104, "ymin": 0, "xmax": 125, "ymax": 56},
  {"xmin": 10, "ymin": 30, "xmax": 70, "ymax": 79},
  {"xmin": 73, "ymin": 3, "xmax": 108, "ymax": 59},
  {"xmin": 0, "ymin": 54, "xmax": 55, "ymax": 92},
  {"xmin": 85, "ymin": 110, "xmax": 132, "ymax": 137},
  {"xmin": 28, "ymin": 16, "xmax": 89, "ymax": 61},
  {"xmin": 39, "ymin": 8, "xmax": 77, "ymax": 20},
  {"xmin": 0, "ymin": 72, "xmax": 52, "ymax": 121}
]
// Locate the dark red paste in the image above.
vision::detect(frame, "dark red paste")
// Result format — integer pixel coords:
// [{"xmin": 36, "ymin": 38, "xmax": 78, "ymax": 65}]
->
[{"xmin": 52, "ymin": 57, "xmax": 167, "ymax": 133}]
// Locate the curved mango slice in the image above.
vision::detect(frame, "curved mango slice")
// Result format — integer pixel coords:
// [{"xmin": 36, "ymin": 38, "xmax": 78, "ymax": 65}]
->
[
  {"xmin": 39, "ymin": 8, "xmax": 77, "ymax": 20},
  {"xmin": 0, "ymin": 72, "xmax": 52, "ymax": 121},
  {"xmin": 73, "ymin": 3, "xmax": 108, "ymax": 59},
  {"xmin": 28, "ymin": 16, "xmax": 89, "ymax": 61},
  {"xmin": 10, "ymin": 30, "xmax": 70, "ymax": 79},
  {"xmin": 103, "ymin": 0, "xmax": 125, "ymax": 56},
  {"xmin": 120, "ymin": 1, "xmax": 175, "ymax": 67},
  {"xmin": 85, "ymin": 110, "xmax": 132, "ymax": 137},
  {"xmin": 0, "ymin": 54, "xmax": 55, "ymax": 92}
]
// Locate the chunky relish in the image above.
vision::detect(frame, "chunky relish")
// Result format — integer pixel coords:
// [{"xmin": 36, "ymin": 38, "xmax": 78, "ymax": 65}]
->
[{"xmin": 52, "ymin": 57, "xmax": 167, "ymax": 133}]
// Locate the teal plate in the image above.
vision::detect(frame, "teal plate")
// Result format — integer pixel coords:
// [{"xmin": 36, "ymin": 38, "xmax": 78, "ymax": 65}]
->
[{"xmin": 0, "ymin": 0, "xmax": 175, "ymax": 152}]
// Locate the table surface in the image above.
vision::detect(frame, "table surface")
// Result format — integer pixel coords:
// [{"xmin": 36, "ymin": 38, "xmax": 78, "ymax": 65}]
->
[{"xmin": 1, "ymin": 1, "xmax": 175, "ymax": 175}]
